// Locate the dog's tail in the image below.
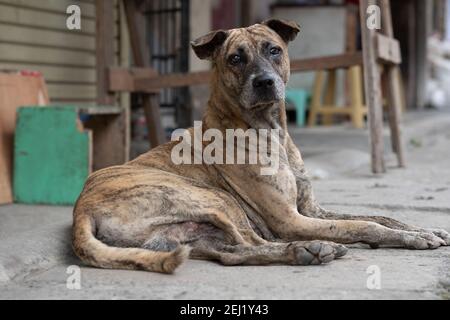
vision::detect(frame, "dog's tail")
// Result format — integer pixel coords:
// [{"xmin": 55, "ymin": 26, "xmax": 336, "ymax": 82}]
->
[{"xmin": 72, "ymin": 214, "xmax": 190, "ymax": 274}]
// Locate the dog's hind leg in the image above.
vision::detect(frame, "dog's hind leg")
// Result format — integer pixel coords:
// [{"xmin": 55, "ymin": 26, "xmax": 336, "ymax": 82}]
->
[
  {"xmin": 142, "ymin": 221, "xmax": 347, "ymax": 266},
  {"xmin": 189, "ymin": 239, "xmax": 348, "ymax": 266}
]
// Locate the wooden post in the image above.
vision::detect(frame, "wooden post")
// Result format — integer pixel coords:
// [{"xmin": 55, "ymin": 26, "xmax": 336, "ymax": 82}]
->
[
  {"xmin": 123, "ymin": 0, "xmax": 166, "ymax": 148},
  {"xmin": 406, "ymin": 1, "xmax": 417, "ymax": 111},
  {"xmin": 349, "ymin": 66, "xmax": 365, "ymax": 129},
  {"xmin": 119, "ymin": 0, "xmax": 131, "ymax": 161},
  {"xmin": 359, "ymin": 0, "xmax": 386, "ymax": 173},
  {"xmin": 96, "ymin": 0, "xmax": 115, "ymax": 105},
  {"xmin": 94, "ymin": 0, "xmax": 129, "ymax": 170},
  {"xmin": 240, "ymin": 0, "xmax": 252, "ymax": 27},
  {"xmin": 345, "ymin": 5, "xmax": 358, "ymax": 108},
  {"xmin": 308, "ymin": 71, "xmax": 326, "ymax": 127},
  {"xmin": 323, "ymin": 70, "xmax": 336, "ymax": 125},
  {"xmin": 415, "ymin": 0, "xmax": 432, "ymax": 110},
  {"xmin": 380, "ymin": 0, "xmax": 405, "ymax": 167},
  {"xmin": 345, "ymin": 5, "xmax": 358, "ymax": 53}
]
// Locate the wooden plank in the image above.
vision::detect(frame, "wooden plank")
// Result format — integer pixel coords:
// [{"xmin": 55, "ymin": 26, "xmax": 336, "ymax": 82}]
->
[
  {"xmin": 376, "ymin": 33, "xmax": 402, "ymax": 65},
  {"xmin": 290, "ymin": 52, "xmax": 363, "ymax": 73},
  {"xmin": 0, "ymin": 43, "xmax": 95, "ymax": 67},
  {"xmin": 134, "ymin": 70, "xmax": 212, "ymax": 92},
  {"xmin": 380, "ymin": 0, "xmax": 405, "ymax": 167},
  {"xmin": 360, "ymin": 0, "xmax": 386, "ymax": 174},
  {"xmin": 109, "ymin": 53, "xmax": 364, "ymax": 93},
  {"xmin": 108, "ymin": 67, "xmax": 159, "ymax": 92},
  {"xmin": 124, "ymin": 0, "xmax": 165, "ymax": 148}
]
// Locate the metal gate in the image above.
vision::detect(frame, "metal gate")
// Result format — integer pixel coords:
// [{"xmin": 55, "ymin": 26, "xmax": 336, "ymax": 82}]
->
[{"xmin": 143, "ymin": 0, "xmax": 191, "ymax": 129}]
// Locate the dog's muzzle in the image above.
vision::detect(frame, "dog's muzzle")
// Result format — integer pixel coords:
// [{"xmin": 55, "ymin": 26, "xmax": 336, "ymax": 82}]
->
[{"xmin": 244, "ymin": 72, "xmax": 285, "ymax": 108}]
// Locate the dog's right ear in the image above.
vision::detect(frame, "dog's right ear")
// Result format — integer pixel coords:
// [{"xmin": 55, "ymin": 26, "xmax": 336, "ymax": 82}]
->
[{"xmin": 191, "ymin": 30, "xmax": 228, "ymax": 60}]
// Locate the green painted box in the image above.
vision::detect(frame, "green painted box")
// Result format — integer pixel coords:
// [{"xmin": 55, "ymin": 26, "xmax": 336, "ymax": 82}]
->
[{"xmin": 13, "ymin": 106, "xmax": 91, "ymax": 205}]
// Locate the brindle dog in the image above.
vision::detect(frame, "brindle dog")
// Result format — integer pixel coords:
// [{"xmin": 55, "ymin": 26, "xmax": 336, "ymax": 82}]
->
[{"xmin": 72, "ymin": 19, "xmax": 449, "ymax": 274}]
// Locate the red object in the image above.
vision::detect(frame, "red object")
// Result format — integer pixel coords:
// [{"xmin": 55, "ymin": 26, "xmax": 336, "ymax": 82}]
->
[
  {"xmin": 212, "ymin": 0, "xmax": 237, "ymax": 30},
  {"xmin": 19, "ymin": 70, "xmax": 43, "ymax": 78}
]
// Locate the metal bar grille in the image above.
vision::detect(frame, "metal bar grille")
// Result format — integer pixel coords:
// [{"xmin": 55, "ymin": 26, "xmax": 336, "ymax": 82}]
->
[{"xmin": 144, "ymin": 0, "xmax": 191, "ymax": 128}]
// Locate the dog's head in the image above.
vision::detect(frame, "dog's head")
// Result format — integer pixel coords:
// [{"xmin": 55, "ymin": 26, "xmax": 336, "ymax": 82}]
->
[{"xmin": 191, "ymin": 19, "xmax": 300, "ymax": 110}]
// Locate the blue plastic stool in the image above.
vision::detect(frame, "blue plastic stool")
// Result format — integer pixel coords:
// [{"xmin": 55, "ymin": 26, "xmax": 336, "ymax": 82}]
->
[{"xmin": 285, "ymin": 89, "xmax": 311, "ymax": 127}]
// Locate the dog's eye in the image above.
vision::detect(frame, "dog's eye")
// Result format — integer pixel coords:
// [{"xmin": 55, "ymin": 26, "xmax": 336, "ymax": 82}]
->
[
  {"xmin": 270, "ymin": 47, "xmax": 282, "ymax": 56},
  {"xmin": 229, "ymin": 54, "xmax": 242, "ymax": 65}
]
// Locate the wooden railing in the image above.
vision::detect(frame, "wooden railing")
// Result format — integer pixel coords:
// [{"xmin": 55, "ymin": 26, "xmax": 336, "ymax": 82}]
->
[{"xmin": 108, "ymin": 52, "xmax": 363, "ymax": 93}]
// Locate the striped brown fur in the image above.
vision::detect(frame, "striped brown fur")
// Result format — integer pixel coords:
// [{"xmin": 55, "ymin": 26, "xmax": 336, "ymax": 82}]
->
[{"xmin": 72, "ymin": 20, "xmax": 449, "ymax": 274}]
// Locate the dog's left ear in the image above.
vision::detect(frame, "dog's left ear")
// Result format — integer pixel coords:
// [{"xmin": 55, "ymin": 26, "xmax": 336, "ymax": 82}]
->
[{"xmin": 262, "ymin": 19, "xmax": 300, "ymax": 43}]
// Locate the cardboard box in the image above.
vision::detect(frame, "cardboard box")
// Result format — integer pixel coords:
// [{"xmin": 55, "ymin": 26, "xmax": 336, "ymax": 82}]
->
[{"xmin": 0, "ymin": 71, "xmax": 49, "ymax": 204}]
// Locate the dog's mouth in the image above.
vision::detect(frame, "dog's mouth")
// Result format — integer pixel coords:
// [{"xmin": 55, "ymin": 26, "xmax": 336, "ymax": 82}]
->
[
  {"xmin": 249, "ymin": 98, "xmax": 282, "ymax": 110},
  {"xmin": 240, "ymin": 77, "xmax": 285, "ymax": 110}
]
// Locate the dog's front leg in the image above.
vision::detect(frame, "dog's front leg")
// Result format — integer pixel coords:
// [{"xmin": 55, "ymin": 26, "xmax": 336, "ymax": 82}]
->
[
  {"xmin": 284, "ymin": 136, "xmax": 449, "ymax": 247},
  {"xmin": 267, "ymin": 205, "xmax": 446, "ymax": 249},
  {"xmin": 304, "ymin": 205, "xmax": 450, "ymax": 246},
  {"xmin": 232, "ymin": 167, "xmax": 445, "ymax": 249}
]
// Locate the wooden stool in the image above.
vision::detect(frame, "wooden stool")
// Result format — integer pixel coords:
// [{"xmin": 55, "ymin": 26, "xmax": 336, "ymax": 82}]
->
[{"xmin": 307, "ymin": 66, "xmax": 367, "ymax": 129}]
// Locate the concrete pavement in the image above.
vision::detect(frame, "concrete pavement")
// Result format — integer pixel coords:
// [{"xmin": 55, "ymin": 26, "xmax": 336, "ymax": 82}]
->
[{"xmin": 0, "ymin": 110, "xmax": 449, "ymax": 299}]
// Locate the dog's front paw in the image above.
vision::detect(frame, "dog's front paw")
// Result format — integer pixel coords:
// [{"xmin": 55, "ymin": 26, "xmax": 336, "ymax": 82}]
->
[
  {"xmin": 290, "ymin": 241, "xmax": 348, "ymax": 266},
  {"xmin": 423, "ymin": 228, "xmax": 450, "ymax": 246},
  {"xmin": 403, "ymin": 231, "xmax": 446, "ymax": 249}
]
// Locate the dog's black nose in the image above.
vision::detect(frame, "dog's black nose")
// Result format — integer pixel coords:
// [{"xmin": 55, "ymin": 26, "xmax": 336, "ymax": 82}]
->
[{"xmin": 253, "ymin": 75, "xmax": 275, "ymax": 89}]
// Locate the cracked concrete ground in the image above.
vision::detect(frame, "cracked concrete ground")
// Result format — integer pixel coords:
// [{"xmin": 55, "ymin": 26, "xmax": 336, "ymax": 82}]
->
[{"xmin": 0, "ymin": 110, "xmax": 449, "ymax": 300}]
